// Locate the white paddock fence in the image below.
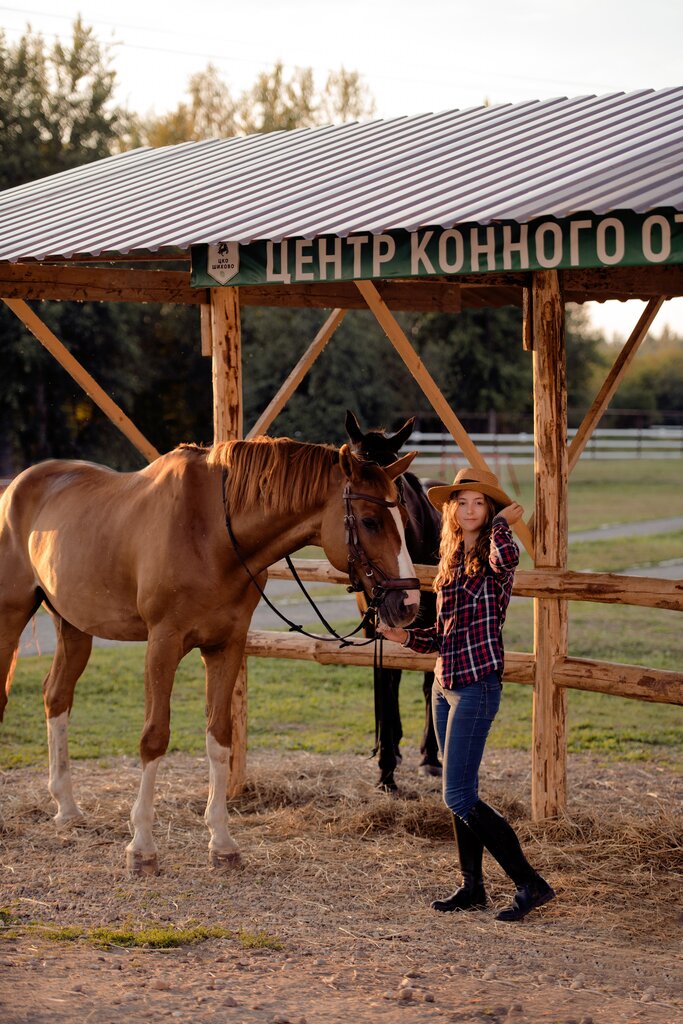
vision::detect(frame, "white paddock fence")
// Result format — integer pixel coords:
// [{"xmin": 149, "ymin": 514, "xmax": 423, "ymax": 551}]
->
[{"xmin": 411, "ymin": 426, "xmax": 683, "ymax": 470}]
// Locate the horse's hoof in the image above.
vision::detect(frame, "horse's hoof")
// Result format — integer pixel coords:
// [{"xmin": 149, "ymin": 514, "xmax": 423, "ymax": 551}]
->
[
  {"xmin": 209, "ymin": 849, "xmax": 242, "ymax": 870},
  {"xmin": 126, "ymin": 850, "xmax": 160, "ymax": 877},
  {"xmin": 54, "ymin": 810, "xmax": 86, "ymax": 829},
  {"xmin": 377, "ymin": 780, "xmax": 399, "ymax": 796},
  {"xmin": 418, "ymin": 763, "xmax": 443, "ymax": 778}
]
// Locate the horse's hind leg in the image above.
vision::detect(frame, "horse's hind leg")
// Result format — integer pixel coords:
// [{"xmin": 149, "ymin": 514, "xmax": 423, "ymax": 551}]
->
[
  {"xmin": 126, "ymin": 628, "xmax": 183, "ymax": 877},
  {"xmin": 43, "ymin": 615, "xmax": 93, "ymax": 826}
]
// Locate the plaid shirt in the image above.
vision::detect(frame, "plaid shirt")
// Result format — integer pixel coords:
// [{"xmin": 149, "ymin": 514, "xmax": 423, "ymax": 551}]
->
[{"xmin": 403, "ymin": 515, "xmax": 519, "ymax": 689}]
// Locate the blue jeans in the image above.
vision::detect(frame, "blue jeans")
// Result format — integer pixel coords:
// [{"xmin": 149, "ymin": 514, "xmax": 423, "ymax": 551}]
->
[{"xmin": 431, "ymin": 674, "xmax": 502, "ymax": 819}]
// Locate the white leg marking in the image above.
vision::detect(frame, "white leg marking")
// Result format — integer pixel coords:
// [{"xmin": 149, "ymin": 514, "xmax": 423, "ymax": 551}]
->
[
  {"xmin": 205, "ymin": 733, "xmax": 240, "ymax": 861},
  {"xmin": 390, "ymin": 506, "xmax": 420, "ymax": 611},
  {"xmin": 126, "ymin": 757, "xmax": 161, "ymax": 863},
  {"xmin": 47, "ymin": 712, "xmax": 84, "ymax": 826}
]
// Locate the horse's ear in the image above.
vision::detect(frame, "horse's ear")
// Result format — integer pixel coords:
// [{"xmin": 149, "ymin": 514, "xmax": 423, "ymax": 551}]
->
[
  {"xmin": 384, "ymin": 450, "xmax": 417, "ymax": 480},
  {"xmin": 344, "ymin": 410, "xmax": 364, "ymax": 444},
  {"xmin": 389, "ymin": 417, "xmax": 415, "ymax": 451},
  {"xmin": 339, "ymin": 443, "xmax": 361, "ymax": 479}
]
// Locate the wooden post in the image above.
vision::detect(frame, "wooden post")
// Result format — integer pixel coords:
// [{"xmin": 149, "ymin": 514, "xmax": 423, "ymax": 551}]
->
[
  {"xmin": 531, "ymin": 270, "xmax": 568, "ymax": 820},
  {"xmin": 209, "ymin": 287, "xmax": 247, "ymax": 796},
  {"xmin": 3, "ymin": 298, "xmax": 160, "ymax": 464},
  {"xmin": 355, "ymin": 279, "xmax": 535, "ymax": 557}
]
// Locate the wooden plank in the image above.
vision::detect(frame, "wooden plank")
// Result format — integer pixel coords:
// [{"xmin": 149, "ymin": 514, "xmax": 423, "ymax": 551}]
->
[
  {"xmin": 244, "ymin": 628, "xmax": 536, "ymax": 683},
  {"xmin": 531, "ymin": 269, "xmax": 568, "ymax": 820},
  {"xmin": 567, "ymin": 298, "xmax": 664, "ymax": 472},
  {"xmin": 200, "ymin": 303, "xmax": 212, "ymax": 357},
  {"xmin": 266, "ymin": 559, "xmax": 683, "ymax": 611},
  {"xmin": 554, "ymin": 658, "xmax": 682, "ymax": 706},
  {"xmin": 208, "ymin": 287, "xmax": 247, "ymax": 797},
  {"xmin": 2, "ymin": 298, "xmax": 160, "ymax": 463},
  {"xmin": 355, "ymin": 278, "xmax": 535, "ymax": 558},
  {"xmin": 246, "ymin": 308, "xmax": 346, "ymax": 439},
  {"xmin": 563, "ymin": 264, "xmax": 683, "ymax": 300},
  {"xmin": 0, "ymin": 264, "xmax": 205, "ymax": 304}
]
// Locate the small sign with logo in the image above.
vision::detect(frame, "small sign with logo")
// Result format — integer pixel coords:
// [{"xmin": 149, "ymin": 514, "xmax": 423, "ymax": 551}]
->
[{"xmin": 206, "ymin": 241, "xmax": 240, "ymax": 284}]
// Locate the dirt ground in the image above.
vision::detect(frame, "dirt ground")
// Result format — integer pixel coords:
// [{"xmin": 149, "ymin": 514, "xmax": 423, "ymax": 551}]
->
[{"xmin": 0, "ymin": 747, "xmax": 681, "ymax": 1024}]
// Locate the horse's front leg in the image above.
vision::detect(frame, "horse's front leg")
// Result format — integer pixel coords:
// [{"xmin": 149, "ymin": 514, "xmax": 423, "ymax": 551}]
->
[
  {"xmin": 43, "ymin": 617, "xmax": 93, "ymax": 827},
  {"xmin": 201, "ymin": 635, "xmax": 249, "ymax": 869},
  {"xmin": 126, "ymin": 629, "xmax": 183, "ymax": 876}
]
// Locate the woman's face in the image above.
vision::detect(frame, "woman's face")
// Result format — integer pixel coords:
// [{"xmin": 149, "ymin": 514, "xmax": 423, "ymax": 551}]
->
[{"xmin": 454, "ymin": 490, "xmax": 489, "ymax": 534}]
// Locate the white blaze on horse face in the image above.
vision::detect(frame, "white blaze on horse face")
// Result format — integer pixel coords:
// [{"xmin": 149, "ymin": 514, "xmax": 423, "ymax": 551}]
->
[
  {"xmin": 47, "ymin": 712, "xmax": 84, "ymax": 826},
  {"xmin": 205, "ymin": 733, "xmax": 240, "ymax": 859},
  {"xmin": 390, "ymin": 506, "xmax": 420, "ymax": 611}
]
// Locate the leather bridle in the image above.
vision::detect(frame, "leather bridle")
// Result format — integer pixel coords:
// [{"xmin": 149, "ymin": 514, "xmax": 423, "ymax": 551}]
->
[{"xmin": 342, "ymin": 481, "xmax": 420, "ymax": 602}]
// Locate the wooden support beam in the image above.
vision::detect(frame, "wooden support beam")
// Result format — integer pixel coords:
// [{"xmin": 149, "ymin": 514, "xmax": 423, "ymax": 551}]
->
[
  {"xmin": 208, "ymin": 287, "xmax": 247, "ymax": 796},
  {"xmin": 531, "ymin": 270, "xmax": 568, "ymax": 820},
  {"xmin": 211, "ymin": 288, "xmax": 243, "ymax": 442},
  {"xmin": 2, "ymin": 298, "xmax": 160, "ymax": 464},
  {"xmin": 553, "ymin": 658, "xmax": 682, "ymax": 706},
  {"xmin": 246, "ymin": 308, "xmax": 346, "ymax": 439},
  {"xmin": 567, "ymin": 297, "xmax": 664, "ymax": 472},
  {"xmin": 355, "ymin": 279, "xmax": 534, "ymax": 558}
]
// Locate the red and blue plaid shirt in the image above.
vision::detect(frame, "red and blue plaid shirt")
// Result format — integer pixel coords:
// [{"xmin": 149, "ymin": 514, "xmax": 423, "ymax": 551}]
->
[{"xmin": 403, "ymin": 515, "xmax": 519, "ymax": 689}]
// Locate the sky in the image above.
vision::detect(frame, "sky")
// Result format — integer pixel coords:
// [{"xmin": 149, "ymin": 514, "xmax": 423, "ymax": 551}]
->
[{"xmin": 2, "ymin": 0, "xmax": 682, "ymax": 341}]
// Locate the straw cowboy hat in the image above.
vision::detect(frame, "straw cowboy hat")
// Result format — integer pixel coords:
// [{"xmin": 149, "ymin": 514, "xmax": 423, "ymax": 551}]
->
[{"xmin": 427, "ymin": 466, "xmax": 512, "ymax": 512}]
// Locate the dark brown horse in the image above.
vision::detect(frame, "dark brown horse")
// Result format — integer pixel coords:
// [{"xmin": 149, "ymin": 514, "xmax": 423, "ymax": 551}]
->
[
  {"xmin": 0, "ymin": 437, "xmax": 419, "ymax": 873},
  {"xmin": 346, "ymin": 411, "xmax": 443, "ymax": 790}
]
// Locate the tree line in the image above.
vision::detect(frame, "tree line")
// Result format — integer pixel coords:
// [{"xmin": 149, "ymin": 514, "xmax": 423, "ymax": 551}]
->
[{"xmin": 1, "ymin": 19, "xmax": 680, "ymax": 475}]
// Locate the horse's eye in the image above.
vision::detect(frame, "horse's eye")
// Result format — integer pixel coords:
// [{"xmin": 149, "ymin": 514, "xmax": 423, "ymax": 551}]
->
[{"xmin": 361, "ymin": 517, "xmax": 380, "ymax": 533}]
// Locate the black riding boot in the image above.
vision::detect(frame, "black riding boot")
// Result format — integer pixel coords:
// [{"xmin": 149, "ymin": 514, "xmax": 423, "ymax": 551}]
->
[
  {"xmin": 465, "ymin": 800, "xmax": 555, "ymax": 922},
  {"xmin": 431, "ymin": 813, "xmax": 487, "ymax": 912}
]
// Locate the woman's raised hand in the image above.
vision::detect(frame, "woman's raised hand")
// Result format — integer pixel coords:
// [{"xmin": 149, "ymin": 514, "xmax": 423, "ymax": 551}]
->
[{"xmin": 498, "ymin": 502, "xmax": 524, "ymax": 525}]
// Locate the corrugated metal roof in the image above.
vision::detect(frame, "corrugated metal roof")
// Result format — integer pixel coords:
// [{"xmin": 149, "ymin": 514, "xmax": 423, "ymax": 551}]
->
[{"xmin": 0, "ymin": 88, "xmax": 682, "ymax": 262}]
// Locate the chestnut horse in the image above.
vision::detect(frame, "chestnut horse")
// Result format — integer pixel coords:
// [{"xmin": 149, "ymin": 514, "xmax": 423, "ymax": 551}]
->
[
  {"xmin": 346, "ymin": 412, "xmax": 442, "ymax": 790},
  {"xmin": 0, "ymin": 437, "xmax": 419, "ymax": 874}
]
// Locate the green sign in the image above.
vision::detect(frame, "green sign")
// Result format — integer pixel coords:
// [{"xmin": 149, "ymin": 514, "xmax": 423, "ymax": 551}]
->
[{"xmin": 191, "ymin": 209, "xmax": 683, "ymax": 287}]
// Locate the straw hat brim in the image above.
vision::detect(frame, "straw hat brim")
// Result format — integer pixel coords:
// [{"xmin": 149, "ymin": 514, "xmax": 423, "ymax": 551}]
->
[{"xmin": 427, "ymin": 480, "xmax": 512, "ymax": 511}]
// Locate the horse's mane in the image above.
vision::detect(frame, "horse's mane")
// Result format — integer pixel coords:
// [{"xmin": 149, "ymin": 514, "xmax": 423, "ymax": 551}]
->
[{"xmin": 199, "ymin": 437, "xmax": 340, "ymax": 515}]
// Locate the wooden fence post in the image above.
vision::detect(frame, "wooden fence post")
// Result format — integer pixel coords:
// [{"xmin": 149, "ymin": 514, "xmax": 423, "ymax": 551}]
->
[
  {"xmin": 531, "ymin": 270, "xmax": 568, "ymax": 819},
  {"xmin": 209, "ymin": 287, "xmax": 247, "ymax": 796}
]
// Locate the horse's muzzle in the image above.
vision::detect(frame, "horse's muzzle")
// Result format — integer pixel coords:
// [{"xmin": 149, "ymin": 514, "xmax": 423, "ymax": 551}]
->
[{"xmin": 378, "ymin": 585, "xmax": 420, "ymax": 628}]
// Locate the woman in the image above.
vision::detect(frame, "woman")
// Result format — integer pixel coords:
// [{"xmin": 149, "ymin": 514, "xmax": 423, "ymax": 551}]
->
[{"xmin": 380, "ymin": 466, "xmax": 555, "ymax": 922}]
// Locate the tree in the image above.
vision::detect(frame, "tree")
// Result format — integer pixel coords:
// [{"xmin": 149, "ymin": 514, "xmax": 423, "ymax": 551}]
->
[
  {"xmin": 139, "ymin": 61, "xmax": 375, "ymax": 145},
  {"xmin": 0, "ymin": 20, "xmax": 142, "ymax": 474}
]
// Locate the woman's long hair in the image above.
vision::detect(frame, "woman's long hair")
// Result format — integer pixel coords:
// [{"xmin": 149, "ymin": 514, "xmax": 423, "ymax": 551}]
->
[{"xmin": 433, "ymin": 493, "xmax": 499, "ymax": 590}]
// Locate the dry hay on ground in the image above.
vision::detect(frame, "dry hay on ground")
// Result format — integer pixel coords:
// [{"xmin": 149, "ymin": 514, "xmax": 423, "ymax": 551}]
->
[{"xmin": 0, "ymin": 747, "xmax": 681, "ymax": 1024}]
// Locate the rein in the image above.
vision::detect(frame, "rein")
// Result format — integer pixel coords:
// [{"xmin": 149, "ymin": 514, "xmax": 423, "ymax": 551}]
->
[{"xmin": 221, "ymin": 470, "xmax": 418, "ymax": 647}]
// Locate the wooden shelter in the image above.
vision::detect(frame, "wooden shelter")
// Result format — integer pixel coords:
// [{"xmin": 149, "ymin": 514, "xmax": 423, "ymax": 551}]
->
[{"xmin": 1, "ymin": 89, "xmax": 682, "ymax": 817}]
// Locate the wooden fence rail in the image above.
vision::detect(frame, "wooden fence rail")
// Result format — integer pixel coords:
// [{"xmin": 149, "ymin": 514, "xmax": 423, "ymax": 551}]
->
[{"xmin": 254, "ymin": 559, "xmax": 683, "ymax": 708}]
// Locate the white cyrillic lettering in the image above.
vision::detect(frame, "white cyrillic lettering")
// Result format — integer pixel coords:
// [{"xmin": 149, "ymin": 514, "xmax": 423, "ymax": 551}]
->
[
  {"xmin": 502, "ymin": 225, "xmax": 529, "ymax": 270},
  {"xmin": 318, "ymin": 237, "xmax": 343, "ymax": 280},
  {"xmin": 535, "ymin": 222, "xmax": 563, "ymax": 268},
  {"xmin": 438, "ymin": 229, "xmax": 465, "ymax": 273},
  {"xmin": 347, "ymin": 235, "xmax": 369, "ymax": 277},
  {"xmin": 294, "ymin": 239, "xmax": 315, "ymax": 281},
  {"xmin": 470, "ymin": 227, "xmax": 497, "ymax": 271},
  {"xmin": 569, "ymin": 219, "xmax": 592, "ymax": 265},
  {"xmin": 642, "ymin": 215, "xmax": 671, "ymax": 263},
  {"xmin": 411, "ymin": 230, "xmax": 435, "ymax": 274},
  {"xmin": 596, "ymin": 218, "xmax": 625, "ymax": 265},
  {"xmin": 372, "ymin": 234, "xmax": 396, "ymax": 277},
  {"xmin": 266, "ymin": 241, "xmax": 291, "ymax": 283}
]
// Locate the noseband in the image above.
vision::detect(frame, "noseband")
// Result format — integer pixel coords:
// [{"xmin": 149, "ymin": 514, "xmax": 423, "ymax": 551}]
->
[{"xmin": 342, "ymin": 482, "xmax": 420, "ymax": 604}]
